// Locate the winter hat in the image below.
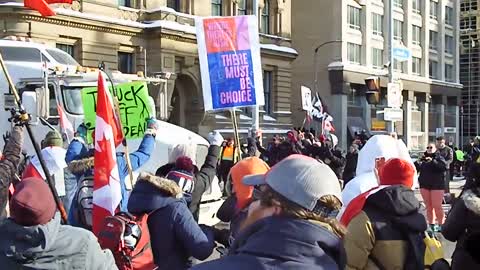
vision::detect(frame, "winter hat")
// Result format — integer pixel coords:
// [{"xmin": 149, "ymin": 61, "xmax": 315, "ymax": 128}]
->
[
  {"xmin": 379, "ymin": 158, "xmax": 415, "ymax": 188},
  {"xmin": 10, "ymin": 177, "xmax": 56, "ymax": 226},
  {"xmin": 175, "ymin": 156, "xmax": 195, "ymax": 173},
  {"xmin": 169, "ymin": 143, "xmax": 197, "ymax": 166},
  {"xmin": 166, "ymin": 169, "xmax": 195, "ymax": 195},
  {"xmin": 41, "ymin": 131, "xmax": 63, "ymax": 148},
  {"xmin": 230, "ymin": 157, "xmax": 270, "ymax": 210}
]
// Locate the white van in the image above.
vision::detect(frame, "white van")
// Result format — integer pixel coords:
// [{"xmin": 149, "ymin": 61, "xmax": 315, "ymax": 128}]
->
[{"xmin": 0, "ymin": 39, "xmax": 223, "ymax": 225}]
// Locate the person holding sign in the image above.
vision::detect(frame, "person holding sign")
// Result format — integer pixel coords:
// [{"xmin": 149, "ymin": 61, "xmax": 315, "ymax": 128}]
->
[{"xmin": 65, "ymin": 119, "xmax": 158, "ymax": 229}]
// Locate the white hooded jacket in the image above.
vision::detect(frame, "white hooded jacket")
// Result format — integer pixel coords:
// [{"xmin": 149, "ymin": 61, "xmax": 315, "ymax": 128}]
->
[{"xmin": 338, "ymin": 135, "xmax": 417, "ymax": 219}]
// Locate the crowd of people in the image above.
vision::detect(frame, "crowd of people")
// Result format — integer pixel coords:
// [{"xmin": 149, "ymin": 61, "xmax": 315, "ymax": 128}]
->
[{"xmin": 0, "ymin": 112, "xmax": 480, "ymax": 270}]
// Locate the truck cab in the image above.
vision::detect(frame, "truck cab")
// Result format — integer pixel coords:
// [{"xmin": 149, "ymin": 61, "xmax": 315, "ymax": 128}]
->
[{"xmin": 0, "ymin": 39, "xmax": 224, "ymax": 225}]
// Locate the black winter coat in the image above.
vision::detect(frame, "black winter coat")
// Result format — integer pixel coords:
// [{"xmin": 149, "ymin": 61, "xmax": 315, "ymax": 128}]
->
[
  {"xmin": 415, "ymin": 152, "xmax": 448, "ymax": 190},
  {"xmin": 343, "ymin": 152, "xmax": 358, "ymax": 184},
  {"xmin": 442, "ymin": 188, "xmax": 480, "ymax": 270},
  {"xmin": 155, "ymin": 145, "xmax": 220, "ymax": 221}
]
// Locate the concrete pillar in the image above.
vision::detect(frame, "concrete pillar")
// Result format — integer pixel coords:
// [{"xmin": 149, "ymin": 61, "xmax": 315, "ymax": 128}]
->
[
  {"xmin": 437, "ymin": 103, "xmax": 446, "ymax": 136},
  {"xmin": 418, "ymin": 101, "xmax": 429, "ymax": 149},
  {"xmin": 455, "ymin": 104, "xmax": 460, "ymax": 146},
  {"xmin": 362, "ymin": 97, "xmax": 372, "ymax": 131},
  {"xmin": 403, "ymin": 91, "xmax": 415, "ymax": 148},
  {"xmin": 331, "ymin": 94, "xmax": 348, "ymax": 150}
]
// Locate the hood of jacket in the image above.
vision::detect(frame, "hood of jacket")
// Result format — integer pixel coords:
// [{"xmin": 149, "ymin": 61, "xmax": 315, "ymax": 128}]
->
[
  {"xmin": 127, "ymin": 172, "xmax": 185, "ymax": 214},
  {"xmin": 68, "ymin": 156, "xmax": 94, "ymax": 175},
  {"xmin": 366, "ymin": 185, "xmax": 426, "ymax": 232},
  {"xmin": 463, "ymin": 189, "xmax": 480, "ymax": 216},
  {"xmin": 231, "ymin": 216, "xmax": 345, "ymax": 268},
  {"xmin": 356, "ymin": 135, "xmax": 413, "ymax": 175},
  {"xmin": 0, "ymin": 213, "xmax": 62, "ymax": 263}
]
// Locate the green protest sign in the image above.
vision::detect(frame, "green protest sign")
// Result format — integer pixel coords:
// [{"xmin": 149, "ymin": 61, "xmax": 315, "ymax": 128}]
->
[{"xmin": 82, "ymin": 81, "xmax": 153, "ymax": 143}]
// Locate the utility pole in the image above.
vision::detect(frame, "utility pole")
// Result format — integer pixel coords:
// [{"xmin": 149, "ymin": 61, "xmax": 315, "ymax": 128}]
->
[{"xmin": 251, "ymin": 0, "xmax": 260, "ymax": 137}]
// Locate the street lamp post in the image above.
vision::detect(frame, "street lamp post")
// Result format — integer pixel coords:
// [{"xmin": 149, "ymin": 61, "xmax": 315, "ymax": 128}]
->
[{"xmin": 313, "ymin": 40, "xmax": 342, "ymax": 92}]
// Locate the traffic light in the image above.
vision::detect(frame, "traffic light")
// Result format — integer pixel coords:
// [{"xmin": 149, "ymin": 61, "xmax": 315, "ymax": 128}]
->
[{"xmin": 364, "ymin": 76, "xmax": 381, "ymax": 105}]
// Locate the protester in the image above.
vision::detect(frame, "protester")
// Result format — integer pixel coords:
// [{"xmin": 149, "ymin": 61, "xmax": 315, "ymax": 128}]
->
[
  {"xmin": 215, "ymin": 157, "xmax": 270, "ymax": 246},
  {"xmin": 435, "ymin": 136, "xmax": 454, "ymax": 193},
  {"xmin": 22, "ymin": 131, "xmax": 67, "ymax": 198},
  {"xmin": 339, "ymin": 135, "xmax": 416, "ymax": 218},
  {"xmin": 156, "ymin": 131, "xmax": 224, "ymax": 221},
  {"xmin": 192, "ymin": 155, "xmax": 346, "ymax": 270},
  {"xmin": 67, "ymin": 120, "xmax": 157, "ymax": 228},
  {"xmin": 341, "ymin": 158, "xmax": 427, "ymax": 270},
  {"xmin": 0, "ymin": 178, "xmax": 117, "ymax": 269},
  {"xmin": 313, "ymin": 134, "xmax": 345, "ymax": 179},
  {"xmin": 415, "ymin": 144, "xmax": 448, "ymax": 232},
  {"xmin": 343, "ymin": 143, "xmax": 359, "ymax": 185},
  {"xmin": 442, "ymin": 163, "xmax": 480, "ymax": 270},
  {"xmin": 454, "ymin": 147, "xmax": 465, "ymax": 177},
  {"xmin": 218, "ymin": 138, "xmax": 237, "ymax": 195},
  {"xmin": 127, "ymin": 172, "xmax": 215, "ymax": 269},
  {"xmin": 0, "ymin": 118, "xmax": 25, "ymax": 217}
]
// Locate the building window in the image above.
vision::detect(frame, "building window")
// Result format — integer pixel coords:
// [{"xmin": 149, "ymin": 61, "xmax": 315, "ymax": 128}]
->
[
  {"xmin": 393, "ymin": 59, "xmax": 406, "ymax": 73},
  {"xmin": 445, "ymin": 35, "xmax": 454, "ymax": 54},
  {"xmin": 412, "ymin": 25, "xmax": 421, "ymax": 46},
  {"xmin": 237, "ymin": 0, "xmax": 247, "ymax": 15},
  {"xmin": 348, "ymin": 6, "xmax": 361, "ymax": 30},
  {"xmin": 445, "ymin": 63, "xmax": 454, "ymax": 82},
  {"xmin": 394, "ymin": 20, "xmax": 403, "ymax": 41},
  {"xmin": 56, "ymin": 44, "xmax": 74, "ymax": 58},
  {"xmin": 372, "ymin": 13, "xmax": 383, "ymax": 36},
  {"xmin": 372, "ymin": 48, "xmax": 383, "ymax": 69},
  {"xmin": 445, "ymin": 6, "xmax": 454, "ymax": 26},
  {"xmin": 167, "ymin": 0, "xmax": 180, "ymax": 10},
  {"xmin": 430, "ymin": 1, "xmax": 438, "ymax": 20},
  {"xmin": 118, "ymin": 0, "xmax": 135, "ymax": 8},
  {"xmin": 429, "ymin": 60, "xmax": 438, "ymax": 79},
  {"xmin": 263, "ymin": 70, "xmax": 273, "ymax": 115},
  {"xmin": 412, "ymin": 57, "xmax": 421, "ymax": 75},
  {"xmin": 429, "ymin": 30, "xmax": 438, "ymax": 50},
  {"xmin": 412, "ymin": 0, "xmax": 421, "ymax": 14},
  {"xmin": 260, "ymin": 0, "xmax": 270, "ymax": 34},
  {"xmin": 211, "ymin": 0, "xmax": 222, "ymax": 16},
  {"xmin": 393, "ymin": 0, "xmax": 403, "ymax": 8},
  {"xmin": 347, "ymin": 43, "xmax": 361, "ymax": 64},
  {"xmin": 118, "ymin": 52, "xmax": 134, "ymax": 74}
]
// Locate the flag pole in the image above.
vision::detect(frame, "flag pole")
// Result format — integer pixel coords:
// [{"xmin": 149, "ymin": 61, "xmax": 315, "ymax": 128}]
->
[
  {"xmin": 230, "ymin": 109, "xmax": 242, "ymax": 162},
  {"xmin": 99, "ymin": 67, "xmax": 135, "ymax": 190},
  {"xmin": 0, "ymin": 52, "xmax": 68, "ymax": 224}
]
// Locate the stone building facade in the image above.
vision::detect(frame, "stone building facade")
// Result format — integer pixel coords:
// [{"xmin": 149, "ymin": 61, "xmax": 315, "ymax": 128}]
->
[{"xmin": 0, "ymin": 0, "xmax": 296, "ymax": 136}]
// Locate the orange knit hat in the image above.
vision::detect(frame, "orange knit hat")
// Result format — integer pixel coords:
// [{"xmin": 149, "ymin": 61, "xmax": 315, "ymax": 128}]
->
[{"xmin": 230, "ymin": 157, "xmax": 270, "ymax": 210}]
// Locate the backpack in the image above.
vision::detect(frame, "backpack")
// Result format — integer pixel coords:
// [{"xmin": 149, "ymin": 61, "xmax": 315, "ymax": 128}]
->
[
  {"xmin": 98, "ymin": 212, "xmax": 157, "ymax": 270},
  {"xmin": 76, "ymin": 174, "xmax": 93, "ymax": 229}
]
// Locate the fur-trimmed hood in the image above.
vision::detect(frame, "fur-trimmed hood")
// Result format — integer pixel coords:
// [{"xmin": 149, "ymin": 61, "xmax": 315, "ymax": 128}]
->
[
  {"xmin": 136, "ymin": 172, "xmax": 183, "ymax": 198},
  {"xmin": 68, "ymin": 157, "xmax": 94, "ymax": 174},
  {"xmin": 127, "ymin": 172, "xmax": 185, "ymax": 214},
  {"xmin": 462, "ymin": 189, "xmax": 480, "ymax": 216}
]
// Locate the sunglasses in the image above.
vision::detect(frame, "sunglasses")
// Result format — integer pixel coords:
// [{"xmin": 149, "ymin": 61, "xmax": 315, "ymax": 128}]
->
[{"xmin": 427, "ymin": 147, "xmax": 433, "ymax": 149}]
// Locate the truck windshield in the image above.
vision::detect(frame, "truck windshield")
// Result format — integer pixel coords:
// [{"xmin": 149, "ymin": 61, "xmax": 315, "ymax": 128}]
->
[
  {"xmin": 46, "ymin": 49, "xmax": 79, "ymax": 66},
  {"xmin": 62, "ymin": 86, "xmax": 84, "ymax": 115}
]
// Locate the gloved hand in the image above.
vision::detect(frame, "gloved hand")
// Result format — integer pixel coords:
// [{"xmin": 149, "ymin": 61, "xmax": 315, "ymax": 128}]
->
[
  {"xmin": 208, "ymin": 131, "xmax": 224, "ymax": 146},
  {"xmin": 145, "ymin": 117, "xmax": 158, "ymax": 137},
  {"xmin": 75, "ymin": 123, "xmax": 88, "ymax": 141},
  {"xmin": 8, "ymin": 109, "xmax": 29, "ymax": 126}
]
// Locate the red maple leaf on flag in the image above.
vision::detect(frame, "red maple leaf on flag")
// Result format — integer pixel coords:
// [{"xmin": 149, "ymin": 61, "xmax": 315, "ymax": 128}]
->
[{"xmin": 92, "ymin": 71, "xmax": 123, "ymax": 235}]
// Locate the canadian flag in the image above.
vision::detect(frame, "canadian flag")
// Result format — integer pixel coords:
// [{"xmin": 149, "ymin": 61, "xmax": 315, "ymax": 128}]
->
[
  {"xmin": 24, "ymin": 0, "xmax": 73, "ymax": 17},
  {"xmin": 57, "ymin": 104, "xmax": 74, "ymax": 143},
  {"xmin": 92, "ymin": 71, "xmax": 124, "ymax": 235}
]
